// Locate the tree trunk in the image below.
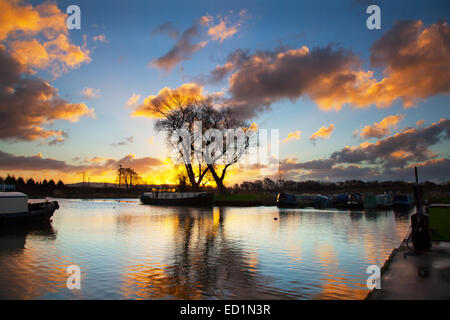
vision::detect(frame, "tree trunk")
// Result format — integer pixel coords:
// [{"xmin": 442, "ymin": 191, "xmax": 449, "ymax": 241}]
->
[
  {"xmin": 185, "ymin": 163, "xmax": 201, "ymax": 191},
  {"xmin": 208, "ymin": 165, "xmax": 227, "ymax": 194}
]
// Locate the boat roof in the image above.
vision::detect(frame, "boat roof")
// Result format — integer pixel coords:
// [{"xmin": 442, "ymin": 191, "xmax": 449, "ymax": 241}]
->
[{"xmin": 0, "ymin": 192, "xmax": 28, "ymax": 198}]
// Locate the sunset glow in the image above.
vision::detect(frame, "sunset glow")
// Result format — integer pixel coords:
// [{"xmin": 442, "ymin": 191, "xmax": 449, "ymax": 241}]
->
[{"xmin": 0, "ymin": 0, "xmax": 449, "ymax": 186}]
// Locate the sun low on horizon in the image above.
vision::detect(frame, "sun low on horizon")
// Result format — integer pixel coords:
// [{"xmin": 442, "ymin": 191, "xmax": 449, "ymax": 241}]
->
[{"xmin": 0, "ymin": 0, "xmax": 449, "ymax": 186}]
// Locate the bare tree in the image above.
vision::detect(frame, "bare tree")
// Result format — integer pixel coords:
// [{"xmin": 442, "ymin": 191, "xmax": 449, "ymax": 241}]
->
[
  {"xmin": 116, "ymin": 167, "xmax": 142, "ymax": 188},
  {"xmin": 151, "ymin": 97, "xmax": 253, "ymax": 193}
]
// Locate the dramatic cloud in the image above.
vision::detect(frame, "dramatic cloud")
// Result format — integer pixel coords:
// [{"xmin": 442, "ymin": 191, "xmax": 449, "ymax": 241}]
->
[
  {"xmin": 273, "ymin": 119, "xmax": 450, "ymax": 181},
  {"xmin": 310, "ymin": 124, "xmax": 334, "ymax": 141},
  {"xmin": 216, "ymin": 45, "xmax": 361, "ymax": 118},
  {"xmin": 132, "ymin": 83, "xmax": 205, "ymax": 118},
  {"xmin": 0, "ymin": 48, "xmax": 95, "ymax": 141},
  {"xmin": 111, "ymin": 136, "xmax": 134, "ymax": 147},
  {"xmin": 0, "ymin": 151, "xmax": 73, "ymax": 171},
  {"xmin": 205, "ymin": 20, "xmax": 449, "ymax": 119},
  {"xmin": 150, "ymin": 12, "xmax": 247, "ymax": 71},
  {"xmin": 0, "ymin": 0, "xmax": 64, "ymax": 41},
  {"xmin": 355, "ymin": 114, "xmax": 404, "ymax": 139},
  {"xmin": 82, "ymin": 87, "xmax": 101, "ymax": 99},
  {"xmin": 0, "ymin": 151, "xmax": 163, "ymax": 175},
  {"xmin": 151, "ymin": 22, "xmax": 179, "ymax": 39},
  {"xmin": 282, "ymin": 131, "xmax": 301, "ymax": 143},
  {"xmin": 369, "ymin": 20, "xmax": 450, "ymax": 107},
  {"xmin": 0, "ymin": 0, "xmax": 91, "ymax": 76},
  {"xmin": 278, "ymin": 158, "xmax": 335, "ymax": 171},
  {"xmin": 199, "ymin": 48, "xmax": 250, "ymax": 83},
  {"xmin": 330, "ymin": 119, "xmax": 450, "ymax": 168},
  {"xmin": 149, "ymin": 17, "xmax": 209, "ymax": 71},
  {"xmin": 113, "ymin": 154, "xmax": 163, "ymax": 173}
]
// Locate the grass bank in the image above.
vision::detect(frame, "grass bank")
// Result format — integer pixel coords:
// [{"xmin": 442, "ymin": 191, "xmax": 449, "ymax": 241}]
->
[
  {"xmin": 214, "ymin": 193, "xmax": 277, "ymax": 207},
  {"xmin": 429, "ymin": 206, "xmax": 450, "ymax": 242}
]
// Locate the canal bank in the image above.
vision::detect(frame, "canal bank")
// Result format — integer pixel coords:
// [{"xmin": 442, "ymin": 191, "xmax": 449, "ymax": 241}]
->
[{"xmin": 366, "ymin": 239, "xmax": 450, "ymax": 300}]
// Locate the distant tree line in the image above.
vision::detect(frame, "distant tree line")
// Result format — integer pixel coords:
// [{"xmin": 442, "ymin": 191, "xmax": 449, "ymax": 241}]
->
[
  {"xmin": 0, "ymin": 175, "xmax": 65, "ymax": 188},
  {"xmin": 115, "ymin": 166, "xmax": 143, "ymax": 189},
  {"xmin": 237, "ymin": 177, "xmax": 450, "ymax": 193}
]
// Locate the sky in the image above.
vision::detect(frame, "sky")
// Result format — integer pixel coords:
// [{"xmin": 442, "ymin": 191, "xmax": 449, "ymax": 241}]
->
[{"xmin": 0, "ymin": 0, "xmax": 449, "ymax": 185}]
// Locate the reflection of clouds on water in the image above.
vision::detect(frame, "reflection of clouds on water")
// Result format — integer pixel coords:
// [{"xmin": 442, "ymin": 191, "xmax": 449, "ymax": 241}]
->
[
  {"xmin": 0, "ymin": 223, "xmax": 68, "ymax": 299},
  {"xmin": 0, "ymin": 200, "xmax": 412, "ymax": 299},
  {"xmin": 119, "ymin": 207, "xmax": 277, "ymax": 299}
]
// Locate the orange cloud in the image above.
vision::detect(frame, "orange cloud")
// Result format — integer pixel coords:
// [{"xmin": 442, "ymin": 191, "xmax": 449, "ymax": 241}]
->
[
  {"xmin": 0, "ymin": 0, "xmax": 66, "ymax": 41},
  {"xmin": 132, "ymin": 83, "xmax": 205, "ymax": 118},
  {"xmin": 282, "ymin": 131, "xmax": 301, "ymax": 143},
  {"xmin": 89, "ymin": 157, "xmax": 110, "ymax": 163},
  {"xmin": 315, "ymin": 20, "xmax": 450, "ymax": 110},
  {"xmin": 310, "ymin": 124, "xmax": 334, "ymax": 141},
  {"xmin": 125, "ymin": 93, "xmax": 141, "ymax": 107},
  {"xmin": 9, "ymin": 38, "xmax": 49, "ymax": 69},
  {"xmin": 206, "ymin": 10, "xmax": 248, "ymax": 43},
  {"xmin": 0, "ymin": 150, "xmax": 165, "ymax": 184},
  {"xmin": 248, "ymin": 122, "xmax": 258, "ymax": 132},
  {"xmin": 208, "ymin": 20, "xmax": 238, "ymax": 42},
  {"xmin": 0, "ymin": 0, "xmax": 90, "ymax": 76},
  {"xmin": 82, "ymin": 87, "xmax": 100, "ymax": 99},
  {"xmin": 356, "ymin": 114, "xmax": 404, "ymax": 139},
  {"xmin": 93, "ymin": 34, "xmax": 108, "ymax": 43},
  {"xmin": 407, "ymin": 158, "xmax": 446, "ymax": 168},
  {"xmin": 390, "ymin": 150, "xmax": 413, "ymax": 159},
  {"xmin": 212, "ymin": 20, "xmax": 449, "ymax": 119},
  {"xmin": 416, "ymin": 120, "xmax": 425, "ymax": 127},
  {"xmin": 0, "ymin": 46, "xmax": 95, "ymax": 141}
]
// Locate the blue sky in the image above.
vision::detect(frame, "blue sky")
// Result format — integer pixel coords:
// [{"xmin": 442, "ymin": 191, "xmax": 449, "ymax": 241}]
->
[{"xmin": 1, "ymin": 0, "xmax": 449, "ymax": 184}]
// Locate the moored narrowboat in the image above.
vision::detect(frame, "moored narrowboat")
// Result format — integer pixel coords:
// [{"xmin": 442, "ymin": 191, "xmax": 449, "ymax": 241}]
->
[
  {"xmin": 276, "ymin": 193, "xmax": 299, "ymax": 208},
  {"xmin": 347, "ymin": 193, "xmax": 364, "ymax": 210},
  {"xmin": 392, "ymin": 193, "xmax": 414, "ymax": 211},
  {"xmin": 0, "ymin": 192, "xmax": 59, "ymax": 225},
  {"xmin": 375, "ymin": 193, "xmax": 393, "ymax": 209},
  {"xmin": 333, "ymin": 194, "xmax": 349, "ymax": 209},
  {"xmin": 140, "ymin": 191, "xmax": 214, "ymax": 207},
  {"xmin": 363, "ymin": 193, "xmax": 377, "ymax": 209},
  {"xmin": 313, "ymin": 194, "xmax": 332, "ymax": 209}
]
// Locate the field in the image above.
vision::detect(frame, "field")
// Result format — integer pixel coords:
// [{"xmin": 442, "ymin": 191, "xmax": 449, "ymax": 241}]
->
[{"xmin": 429, "ymin": 207, "xmax": 450, "ymax": 242}]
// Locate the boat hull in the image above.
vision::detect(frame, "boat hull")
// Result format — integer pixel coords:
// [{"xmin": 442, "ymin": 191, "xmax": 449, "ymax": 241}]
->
[
  {"xmin": 140, "ymin": 192, "xmax": 214, "ymax": 207},
  {"xmin": 392, "ymin": 202, "xmax": 413, "ymax": 212},
  {"xmin": 0, "ymin": 201, "xmax": 59, "ymax": 225},
  {"xmin": 313, "ymin": 195, "xmax": 332, "ymax": 209},
  {"xmin": 347, "ymin": 202, "xmax": 364, "ymax": 210},
  {"xmin": 276, "ymin": 193, "xmax": 299, "ymax": 208}
]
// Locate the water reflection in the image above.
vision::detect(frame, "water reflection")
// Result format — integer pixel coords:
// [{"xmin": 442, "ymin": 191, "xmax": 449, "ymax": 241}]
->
[
  {"xmin": 0, "ymin": 222, "xmax": 56, "ymax": 253},
  {"xmin": 120, "ymin": 207, "xmax": 275, "ymax": 299},
  {"xmin": 0, "ymin": 223, "xmax": 58, "ymax": 299},
  {"xmin": 0, "ymin": 199, "xmax": 412, "ymax": 299}
]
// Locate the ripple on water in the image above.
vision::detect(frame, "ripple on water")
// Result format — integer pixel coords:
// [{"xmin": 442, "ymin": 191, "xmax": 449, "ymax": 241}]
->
[{"xmin": 0, "ymin": 199, "xmax": 411, "ymax": 299}]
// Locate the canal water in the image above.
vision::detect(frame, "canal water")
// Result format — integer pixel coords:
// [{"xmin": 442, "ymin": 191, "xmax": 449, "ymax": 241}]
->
[{"xmin": 0, "ymin": 198, "xmax": 411, "ymax": 299}]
